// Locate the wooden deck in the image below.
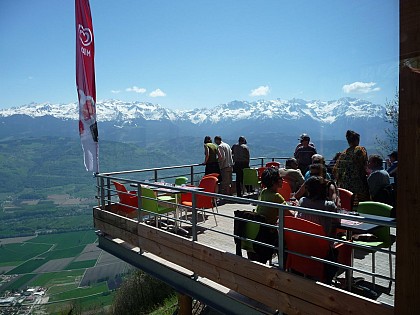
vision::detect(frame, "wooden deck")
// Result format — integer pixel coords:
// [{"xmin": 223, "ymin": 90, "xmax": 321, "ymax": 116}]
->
[
  {"xmin": 195, "ymin": 199, "xmax": 396, "ymax": 306},
  {"xmin": 94, "ymin": 197, "xmax": 395, "ymax": 315}
]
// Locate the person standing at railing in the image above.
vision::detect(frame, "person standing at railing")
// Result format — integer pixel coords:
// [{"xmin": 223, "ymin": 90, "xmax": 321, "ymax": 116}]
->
[
  {"xmin": 203, "ymin": 136, "xmax": 221, "ymax": 178},
  {"xmin": 214, "ymin": 135, "xmax": 233, "ymax": 195},
  {"xmin": 294, "ymin": 133, "xmax": 317, "ymax": 174},
  {"xmin": 232, "ymin": 136, "xmax": 250, "ymax": 197},
  {"xmin": 333, "ymin": 130, "xmax": 370, "ymax": 202}
]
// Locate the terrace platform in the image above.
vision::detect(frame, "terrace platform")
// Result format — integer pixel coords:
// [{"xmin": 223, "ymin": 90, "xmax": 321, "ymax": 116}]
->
[{"xmin": 94, "ymin": 176, "xmax": 396, "ymax": 315}]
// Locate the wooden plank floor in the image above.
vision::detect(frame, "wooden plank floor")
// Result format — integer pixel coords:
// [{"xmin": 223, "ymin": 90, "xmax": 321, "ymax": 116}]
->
[{"xmin": 183, "ymin": 197, "xmax": 396, "ymax": 307}]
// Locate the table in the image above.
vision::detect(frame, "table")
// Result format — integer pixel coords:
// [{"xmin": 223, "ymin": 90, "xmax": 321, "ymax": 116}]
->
[
  {"xmin": 132, "ymin": 182, "xmax": 204, "ymax": 234},
  {"xmin": 338, "ymin": 213, "xmax": 396, "ymax": 291}
]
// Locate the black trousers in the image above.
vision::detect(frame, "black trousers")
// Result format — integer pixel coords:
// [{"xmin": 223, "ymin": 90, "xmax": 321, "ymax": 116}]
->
[{"xmin": 234, "ymin": 161, "xmax": 249, "ymax": 197}]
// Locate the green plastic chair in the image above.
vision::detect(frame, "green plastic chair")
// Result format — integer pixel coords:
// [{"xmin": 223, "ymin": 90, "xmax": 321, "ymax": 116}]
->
[
  {"xmin": 175, "ymin": 176, "xmax": 189, "ymax": 186},
  {"xmin": 141, "ymin": 187, "xmax": 176, "ymax": 228},
  {"xmin": 354, "ymin": 201, "xmax": 394, "ymax": 288},
  {"xmin": 243, "ymin": 168, "xmax": 261, "ymax": 193}
]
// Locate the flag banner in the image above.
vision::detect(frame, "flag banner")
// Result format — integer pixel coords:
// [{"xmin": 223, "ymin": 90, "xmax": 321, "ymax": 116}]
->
[{"xmin": 75, "ymin": 0, "xmax": 99, "ymax": 173}]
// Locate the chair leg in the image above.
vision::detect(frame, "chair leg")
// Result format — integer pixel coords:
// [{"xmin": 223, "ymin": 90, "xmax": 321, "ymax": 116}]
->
[
  {"xmin": 388, "ymin": 247, "xmax": 393, "ymax": 289},
  {"xmin": 372, "ymin": 252, "xmax": 376, "ymax": 288},
  {"xmin": 211, "ymin": 207, "xmax": 218, "ymax": 226}
]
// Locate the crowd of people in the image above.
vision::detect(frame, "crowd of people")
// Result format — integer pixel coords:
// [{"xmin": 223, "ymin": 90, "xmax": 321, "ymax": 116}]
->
[{"xmin": 202, "ymin": 130, "xmax": 397, "ymax": 240}]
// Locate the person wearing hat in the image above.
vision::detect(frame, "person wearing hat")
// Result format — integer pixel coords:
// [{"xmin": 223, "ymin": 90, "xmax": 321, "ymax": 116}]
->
[
  {"xmin": 231, "ymin": 136, "xmax": 250, "ymax": 197},
  {"xmin": 294, "ymin": 133, "xmax": 317, "ymax": 174},
  {"xmin": 386, "ymin": 151, "xmax": 398, "ymax": 184}
]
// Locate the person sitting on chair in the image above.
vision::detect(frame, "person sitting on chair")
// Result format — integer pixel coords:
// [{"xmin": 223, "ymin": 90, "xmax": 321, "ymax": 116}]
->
[
  {"xmin": 297, "ymin": 176, "xmax": 340, "ymax": 237},
  {"xmin": 367, "ymin": 154, "xmax": 391, "ymax": 201},
  {"xmin": 256, "ymin": 167, "xmax": 294, "ymax": 226}
]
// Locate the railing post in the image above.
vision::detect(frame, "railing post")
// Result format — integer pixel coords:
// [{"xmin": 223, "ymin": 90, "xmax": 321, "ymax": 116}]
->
[
  {"xmin": 137, "ymin": 183, "xmax": 143, "ymax": 223},
  {"xmin": 106, "ymin": 177, "xmax": 111, "ymax": 206},
  {"xmin": 100, "ymin": 177, "xmax": 105, "ymax": 209},
  {"xmin": 154, "ymin": 170, "xmax": 158, "ymax": 182},
  {"xmin": 278, "ymin": 206, "xmax": 284, "ymax": 270},
  {"xmin": 192, "ymin": 192, "xmax": 197, "ymax": 241},
  {"xmin": 190, "ymin": 165, "xmax": 194, "ymax": 185}
]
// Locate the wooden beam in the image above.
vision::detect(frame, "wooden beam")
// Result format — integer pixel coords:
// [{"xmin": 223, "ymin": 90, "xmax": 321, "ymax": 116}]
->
[
  {"xmin": 93, "ymin": 208, "xmax": 393, "ymax": 315},
  {"xmin": 396, "ymin": 1, "xmax": 420, "ymax": 312}
]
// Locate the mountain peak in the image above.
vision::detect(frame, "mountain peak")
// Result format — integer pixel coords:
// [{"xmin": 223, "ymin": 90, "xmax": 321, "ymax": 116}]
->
[{"xmin": 0, "ymin": 97, "xmax": 383, "ymax": 125}]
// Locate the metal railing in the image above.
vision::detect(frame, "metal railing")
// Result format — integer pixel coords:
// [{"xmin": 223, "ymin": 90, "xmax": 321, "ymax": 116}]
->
[{"xmin": 95, "ymin": 161, "xmax": 397, "ymax": 295}]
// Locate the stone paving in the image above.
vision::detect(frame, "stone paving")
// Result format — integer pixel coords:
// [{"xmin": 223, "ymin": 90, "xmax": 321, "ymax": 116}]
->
[{"xmin": 179, "ymin": 196, "xmax": 396, "ymax": 307}]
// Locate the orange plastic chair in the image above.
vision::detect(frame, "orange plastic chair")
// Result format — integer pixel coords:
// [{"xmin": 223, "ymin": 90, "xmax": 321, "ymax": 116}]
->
[
  {"xmin": 277, "ymin": 180, "xmax": 292, "ymax": 200},
  {"xmin": 265, "ymin": 161, "xmax": 281, "ymax": 169},
  {"xmin": 181, "ymin": 176, "xmax": 218, "ymax": 225},
  {"xmin": 112, "ymin": 181, "xmax": 138, "ymax": 215},
  {"xmin": 203, "ymin": 173, "xmax": 220, "ymax": 180},
  {"xmin": 257, "ymin": 167, "xmax": 266, "ymax": 181},
  {"xmin": 338, "ymin": 188, "xmax": 354, "ymax": 211},
  {"xmin": 284, "ymin": 216, "xmax": 330, "ymax": 281}
]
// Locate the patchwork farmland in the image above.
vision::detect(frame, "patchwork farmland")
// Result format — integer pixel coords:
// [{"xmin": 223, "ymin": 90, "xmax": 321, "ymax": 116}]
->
[{"xmin": 0, "ymin": 230, "xmax": 132, "ymax": 313}]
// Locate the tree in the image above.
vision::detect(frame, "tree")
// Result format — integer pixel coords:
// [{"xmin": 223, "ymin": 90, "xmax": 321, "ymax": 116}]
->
[
  {"xmin": 111, "ymin": 270, "xmax": 175, "ymax": 315},
  {"xmin": 376, "ymin": 91, "xmax": 399, "ymax": 156}
]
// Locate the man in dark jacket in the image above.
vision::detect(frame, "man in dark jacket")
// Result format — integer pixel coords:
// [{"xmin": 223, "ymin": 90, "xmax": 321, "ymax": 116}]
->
[{"xmin": 294, "ymin": 133, "xmax": 317, "ymax": 174}]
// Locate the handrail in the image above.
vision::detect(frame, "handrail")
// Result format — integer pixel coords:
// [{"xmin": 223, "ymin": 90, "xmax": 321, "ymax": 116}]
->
[{"xmin": 95, "ymin": 164, "xmax": 397, "ymax": 291}]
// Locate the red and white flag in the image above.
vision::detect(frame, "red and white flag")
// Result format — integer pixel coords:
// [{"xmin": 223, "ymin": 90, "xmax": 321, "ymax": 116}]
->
[{"xmin": 75, "ymin": 0, "xmax": 99, "ymax": 173}]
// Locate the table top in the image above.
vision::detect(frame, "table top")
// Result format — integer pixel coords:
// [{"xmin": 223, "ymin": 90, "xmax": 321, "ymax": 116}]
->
[
  {"xmin": 131, "ymin": 182, "xmax": 204, "ymax": 194},
  {"xmin": 339, "ymin": 213, "xmax": 395, "ymax": 234}
]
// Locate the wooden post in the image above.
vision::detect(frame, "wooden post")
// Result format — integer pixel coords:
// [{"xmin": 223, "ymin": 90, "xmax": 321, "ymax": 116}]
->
[
  {"xmin": 396, "ymin": 1, "xmax": 420, "ymax": 313},
  {"xmin": 178, "ymin": 293, "xmax": 192, "ymax": 315}
]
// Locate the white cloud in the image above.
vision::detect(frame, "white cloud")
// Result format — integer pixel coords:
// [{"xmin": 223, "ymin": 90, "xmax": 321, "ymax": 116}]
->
[
  {"xmin": 111, "ymin": 90, "xmax": 120, "ymax": 94},
  {"xmin": 126, "ymin": 86, "xmax": 146, "ymax": 93},
  {"xmin": 250, "ymin": 85, "xmax": 270, "ymax": 97},
  {"xmin": 149, "ymin": 88, "xmax": 166, "ymax": 97},
  {"xmin": 342, "ymin": 82, "xmax": 380, "ymax": 94}
]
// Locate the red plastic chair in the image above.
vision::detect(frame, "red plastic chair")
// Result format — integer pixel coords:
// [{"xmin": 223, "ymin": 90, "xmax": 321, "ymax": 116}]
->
[
  {"xmin": 181, "ymin": 176, "xmax": 218, "ymax": 225},
  {"xmin": 265, "ymin": 161, "xmax": 281, "ymax": 169},
  {"xmin": 338, "ymin": 188, "xmax": 354, "ymax": 211},
  {"xmin": 112, "ymin": 181, "xmax": 138, "ymax": 215},
  {"xmin": 277, "ymin": 180, "xmax": 292, "ymax": 200},
  {"xmin": 284, "ymin": 216, "xmax": 330, "ymax": 281},
  {"xmin": 257, "ymin": 167, "xmax": 266, "ymax": 181}
]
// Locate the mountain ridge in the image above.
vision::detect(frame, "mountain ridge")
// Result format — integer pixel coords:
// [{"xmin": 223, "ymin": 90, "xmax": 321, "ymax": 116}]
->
[{"xmin": 0, "ymin": 97, "xmax": 384, "ymax": 125}]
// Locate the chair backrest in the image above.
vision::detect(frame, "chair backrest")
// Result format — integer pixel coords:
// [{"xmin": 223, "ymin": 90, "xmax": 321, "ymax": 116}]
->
[
  {"xmin": 357, "ymin": 201, "xmax": 393, "ymax": 246},
  {"xmin": 196, "ymin": 176, "xmax": 218, "ymax": 208},
  {"xmin": 338, "ymin": 188, "xmax": 354, "ymax": 211},
  {"xmin": 140, "ymin": 187, "xmax": 159, "ymax": 213},
  {"xmin": 175, "ymin": 176, "xmax": 189, "ymax": 186},
  {"xmin": 112, "ymin": 181, "xmax": 138, "ymax": 213},
  {"xmin": 284, "ymin": 216, "xmax": 330, "ymax": 281},
  {"xmin": 243, "ymin": 168, "xmax": 260, "ymax": 187},
  {"xmin": 266, "ymin": 161, "xmax": 281, "ymax": 169},
  {"xmin": 233, "ymin": 210, "xmax": 264, "ymax": 253},
  {"xmin": 257, "ymin": 167, "xmax": 266, "ymax": 180},
  {"xmin": 277, "ymin": 180, "xmax": 292, "ymax": 200},
  {"xmin": 179, "ymin": 185, "xmax": 196, "ymax": 203}
]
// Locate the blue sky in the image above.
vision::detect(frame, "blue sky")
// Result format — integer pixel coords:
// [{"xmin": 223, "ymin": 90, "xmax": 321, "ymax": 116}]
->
[{"xmin": 0, "ymin": 0, "xmax": 399, "ymax": 110}]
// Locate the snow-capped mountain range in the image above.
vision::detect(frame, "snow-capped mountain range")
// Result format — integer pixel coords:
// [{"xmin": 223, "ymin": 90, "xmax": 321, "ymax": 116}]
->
[{"xmin": 0, "ymin": 97, "xmax": 384, "ymax": 125}]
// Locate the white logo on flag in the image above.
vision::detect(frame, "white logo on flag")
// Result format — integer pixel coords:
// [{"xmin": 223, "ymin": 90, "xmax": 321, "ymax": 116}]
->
[{"xmin": 78, "ymin": 24, "xmax": 93, "ymax": 47}]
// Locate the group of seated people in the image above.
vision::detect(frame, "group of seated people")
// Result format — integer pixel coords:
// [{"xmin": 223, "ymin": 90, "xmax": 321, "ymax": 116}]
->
[{"xmin": 245, "ymin": 152, "xmax": 397, "ymax": 278}]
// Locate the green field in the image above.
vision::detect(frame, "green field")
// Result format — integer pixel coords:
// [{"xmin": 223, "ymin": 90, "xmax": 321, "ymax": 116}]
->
[
  {"xmin": 0, "ymin": 242, "xmax": 52, "ymax": 263},
  {"xmin": 27, "ymin": 230, "xmax": 97, "ymax": 249},
  {"xmin": 65, "ymin": 259, "xmax": 96, "ymax": 270},
  {"xmin": 48, "ymin": 282, "xmax": 109, "ymax": 301},
  {"xmin": 1, "ymin": 273, "xmax": 37, "ymax": 291},
  {"xmin": 29, "ymin": 269, "xmax": 85, "ymax": 286},
  {"xmin": 39, "ymin": 245, "xmax": 86, "ymax": 260},
  {"xmin": 6, "ymin": 258, "xmax": 48, "ymax": 275}
]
